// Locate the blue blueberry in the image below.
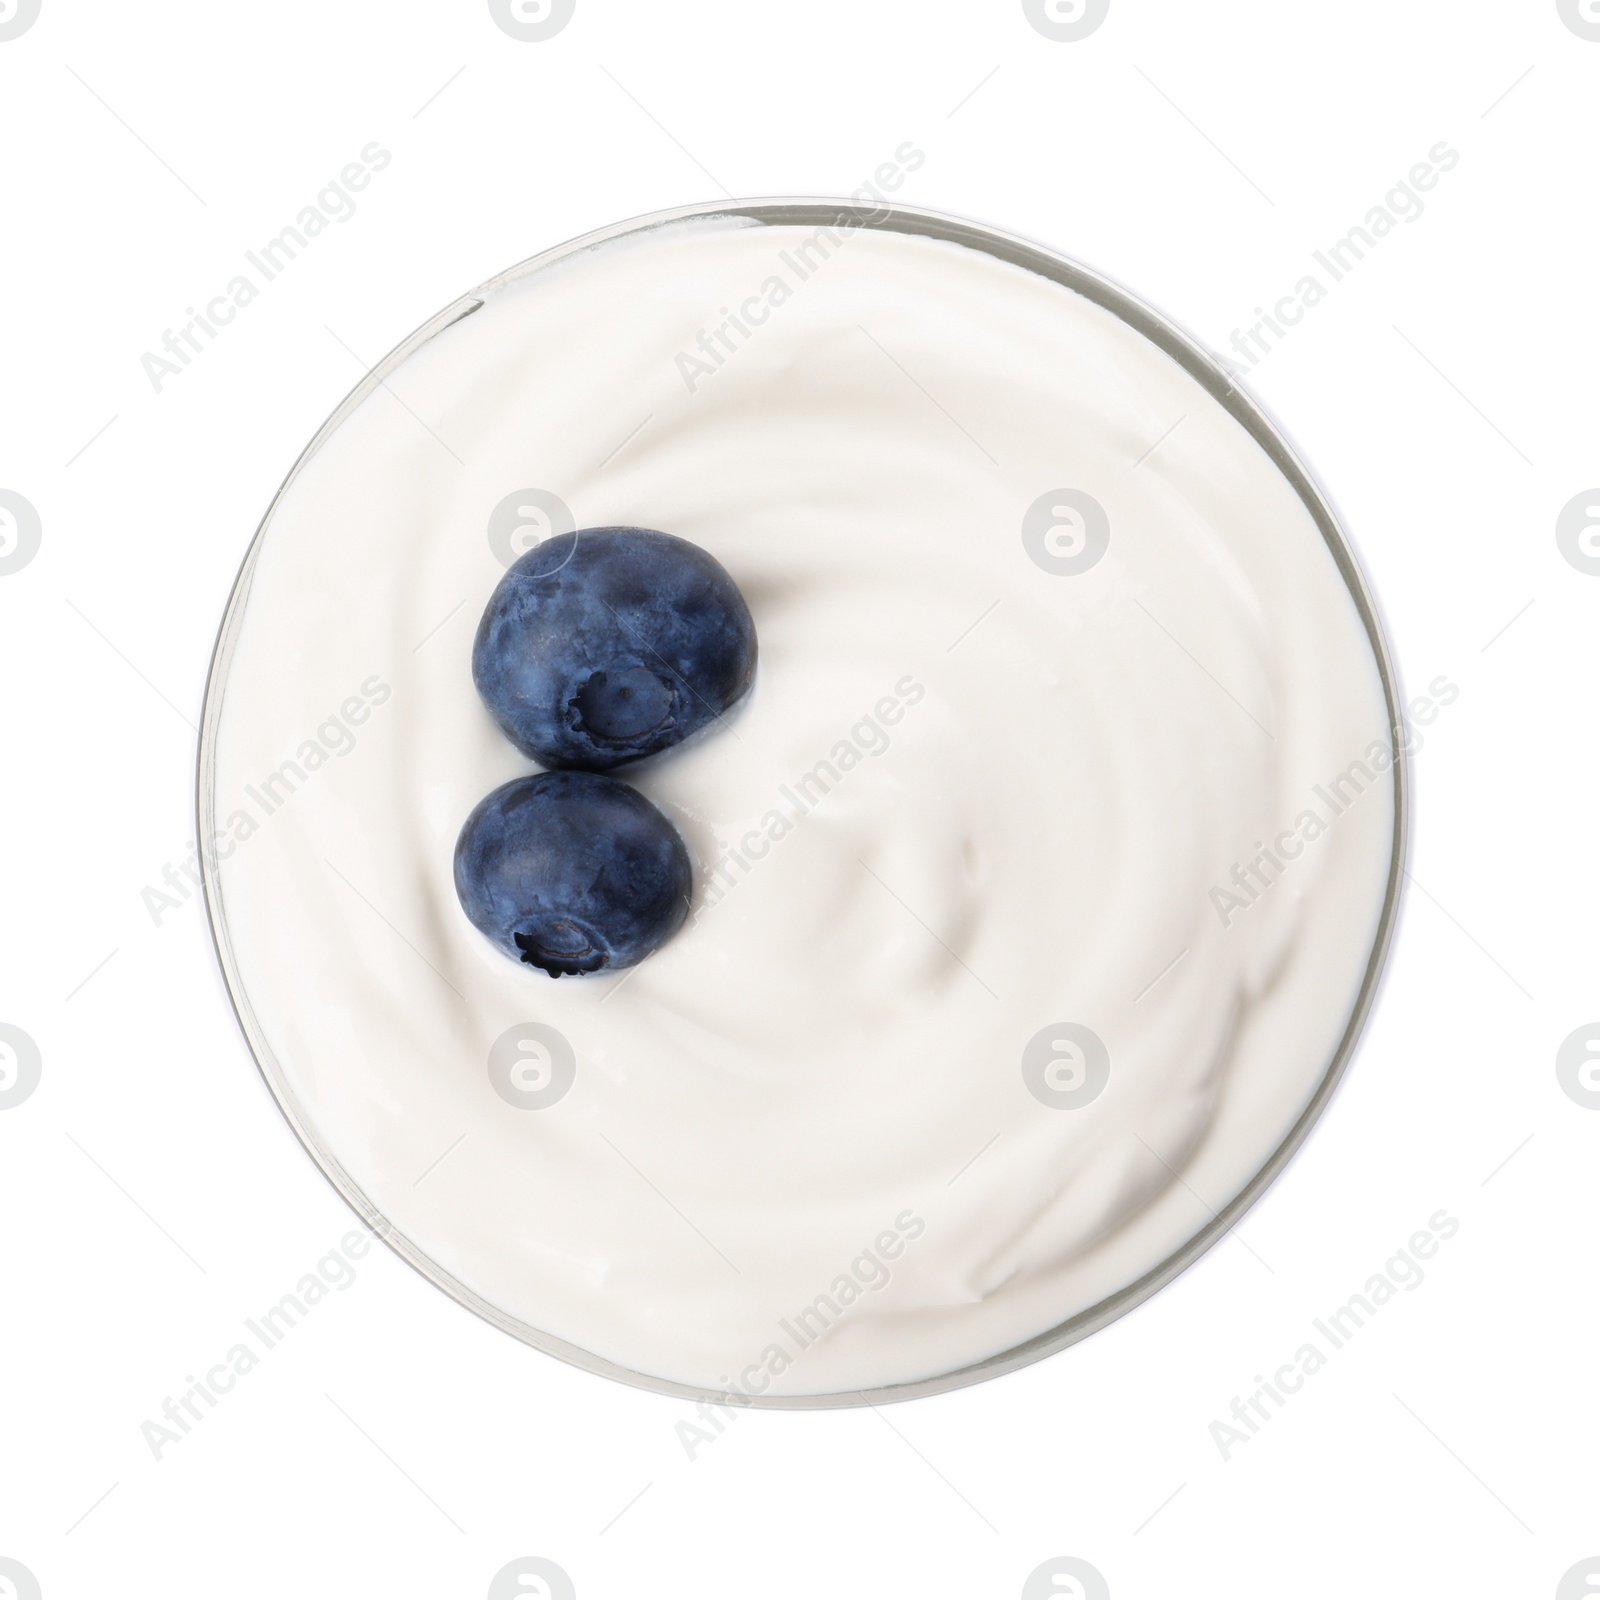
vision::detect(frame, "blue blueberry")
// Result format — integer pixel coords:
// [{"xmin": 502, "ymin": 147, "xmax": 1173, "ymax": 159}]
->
[
  {"xmin": 472, "ymin": 527, "xmax": 757, "ymax": 771},
  {"xmin": 454, "ymin": 771, "xmax": 691, "ymax": 977}
]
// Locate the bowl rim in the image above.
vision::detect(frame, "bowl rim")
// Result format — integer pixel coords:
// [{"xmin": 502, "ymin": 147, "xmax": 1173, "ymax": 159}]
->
[{"xmin": 196, "ymin": 195, "xmax": 1410, "ymax": 1410}]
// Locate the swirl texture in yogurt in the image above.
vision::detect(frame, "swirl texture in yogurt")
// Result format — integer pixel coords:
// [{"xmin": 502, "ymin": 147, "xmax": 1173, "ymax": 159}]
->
[{"xmin": 207, "ymin": 212, "xmax": 1398, "ymax": 1398}]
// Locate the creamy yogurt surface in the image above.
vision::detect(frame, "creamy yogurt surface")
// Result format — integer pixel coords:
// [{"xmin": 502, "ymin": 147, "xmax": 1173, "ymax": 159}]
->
[{"xmin": 208, "ymin": 213, "xmax": 1398, "ymax": 1398}]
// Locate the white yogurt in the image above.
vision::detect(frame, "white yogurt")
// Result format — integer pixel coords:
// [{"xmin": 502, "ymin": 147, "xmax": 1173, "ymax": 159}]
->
[{"xmin": 207, "ymin": 214, "xmax": 1397, "ymax": 1397}]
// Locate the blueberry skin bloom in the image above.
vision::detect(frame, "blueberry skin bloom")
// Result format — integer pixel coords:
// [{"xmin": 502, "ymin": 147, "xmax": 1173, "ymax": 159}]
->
[
  {"xmin": 472, "ymin": 527, "xmax": 757, "ymax": 771},
  {"xmin": 454, "ymin": 771, "xmax": 692, "ymax": 977}
]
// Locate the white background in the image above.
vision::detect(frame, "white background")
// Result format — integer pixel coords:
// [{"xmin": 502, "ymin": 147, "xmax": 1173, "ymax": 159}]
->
[{"xmin": 2, "ymin": 2, "xmax": 1597, "ymax": 1596}]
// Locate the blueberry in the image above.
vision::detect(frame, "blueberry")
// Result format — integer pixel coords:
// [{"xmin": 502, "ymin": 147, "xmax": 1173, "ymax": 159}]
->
[
  {"xmin": 454, "ymin": 771, "xmax": 691, "ymax": 977},
  {"xmin": 472, "ymin": 527, "xmax": 757, "ymax": 771}
]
